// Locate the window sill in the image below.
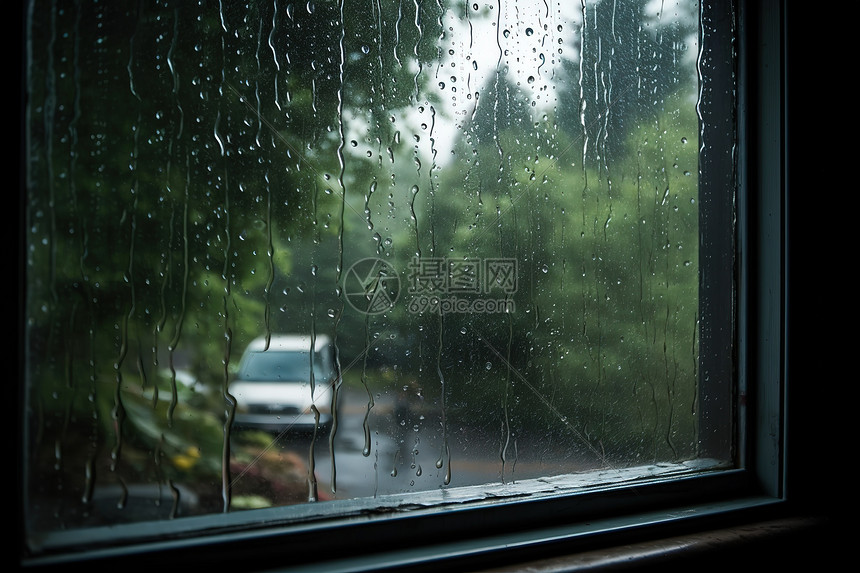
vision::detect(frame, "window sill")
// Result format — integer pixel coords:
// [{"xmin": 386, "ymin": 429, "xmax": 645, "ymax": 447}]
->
[
  {"xmin": 469, "ymin": 514, "xmax": 838, "ymax": 572},
  {"xmin": 27, "ymin": 458, "xmax": 731, "ymax": 559}
]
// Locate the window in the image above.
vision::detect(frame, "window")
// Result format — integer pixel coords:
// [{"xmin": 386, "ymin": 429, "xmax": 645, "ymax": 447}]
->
[{"xmin": 21, "ymin": 0, "xmax": 798, "ymax": 569}]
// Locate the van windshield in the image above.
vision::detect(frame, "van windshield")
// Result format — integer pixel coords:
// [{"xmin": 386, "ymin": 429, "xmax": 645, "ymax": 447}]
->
[{"xmin": 237, "ymin": 351, "xmax": 329, "ymax": 382}]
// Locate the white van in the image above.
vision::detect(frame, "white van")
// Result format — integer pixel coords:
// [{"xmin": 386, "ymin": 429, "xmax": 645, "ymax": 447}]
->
[{"xmin": 231, "ymin": 334, "xmax": 336, "ymax": 433}]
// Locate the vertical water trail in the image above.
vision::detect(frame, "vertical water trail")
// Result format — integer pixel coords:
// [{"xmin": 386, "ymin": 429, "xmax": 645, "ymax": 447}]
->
[
  {"xmin": 634, "ymin": 28, "xmax": 648, "ymax": 341},
  {"xmin": 428, "ymin": 105, "xmax": 437, "ymax": 191},
  {"xmin": 157, "ymin": 8, "xmax": 181, "ymax": 344},
  {"xmin": 112, "ymin": 314, "xmax": 128, "ymax": 474},
  {"xmin": 578, "ymin": 0, "xmax": 589, "ymax": 197},
  {"xmin": 308, "ymin": 405, "xmax": 321, "ymax": 501},
  {"xmin": 168, "ymin": 480, "xmax": 181, "ymax": 519},
  {"xmin": 219, "ymin": 0, "xmax": 228, "ymax": 32},
  {"xmin": 410, "ymin": 185, "xmax": 421, "ymax": 257},
  {"xmin": 214, "ymin": 111, "xmax": 226, "ymax": 156},
  {"xmin": 412, "ymin": 0, "xmax": 423, "ymax": 101},
  {"xmin": 391, "ymin": 448, "xmax": 400, "ymax": 477},
  {"xmin": 216, "ymin": 20, "xmax": 236, "ymax": 512},
  {"xmin": 167, "ymin": 13, "xmax": 186, "ymax": 372},
  {"xmin": 116, "ymin": 479, "xmax": 129, "ymax": 510},
  {"xmin": 695, "ymin": 1, "xmax": 706, "ymax": 164},
  {"xmin": 221, "ymin": 326, "xmax": 235, "ymax": 512},
  {"xmin": 121, "ymin": 197, "xmax": 141, "ymax": 424},
  {"xmin": 255, "ymin": 13, "xmax": 264, "ymax": 148},
  {"xmin": 264, "ymin": 173, "xmax": 275, "ymax": 345},
  {"xmin": 82, "ymin": 456, "xmax": 95, "ymax": 505},
  {"xmin": 465, "ymin": 8, "xmax": 474, "ymax": 112},
  {"xmin": 373, "ymin": 0, "xmax": 386, "ymax": 109},
  {"xmin": 435, "ymin": 314, "xmax": 451, "ymax": 485},
  {"xmin": 330, "ymin": 0, "xmax": 350, "ymax": 489},
  {"xmin": 111, "ymin": 5, "xmax": 144, "ymax": 475},
  {"xmin": 166, "ymin": 6, "xmax": 180, "ymax": 97},
  {"xmin": 601, "ymin": 40, "xmax": 613, "ymax": 191},
  {"xmin": 495, "ymin": 0, "xmax": 503, "ymax": 68},
  {"xmin": 217, "ymin": 72, "xmax": 236, "ymax": 503},
  {"xmin": 394, "ymin": 0, "xmax": 403, "ymax": 68},
  {"xmin": 577, "ymin": 0, "xmax": 591, "ymax": 358},
  {"xmin": 270, "ymin": 0, "xmax": 281, "ymax": 110},
  {"xmin": 691, "ymin": 310, "xmax": 700, "ymax": 450},
  {"xmin": 219, "ymin": 174, "xmax": 236, "ymax": 512},
  {"xmin": 664, "ymin": 305, "xmax": 678, "ymax": 459},
  {"xmin": 168, "ymin": 153, "xmax": 191, "ymax": 413},
  {"xmin": 373, "ymin": 448, "xmax": 380, "ymax": 498},
  {"xmin": 336, "ymin": 0, "xmax": 347, "ymax": 278},
  {"xmin": 127, "ymin": 2, "xmax": 141, "ymax": 103},
  {"xmin": 164, "ymin": 10, "xmax": 189, "ymax": 426},
  {"xmin": 308, "ymin": 267, "xmax": 320, "ymax": 482},
  {"xmin": 499, "ymin": 330, "xmax": 511, "ymax": 483},
  {"xmin": 412, "ymin": 434, "xmax": 422, "ymax": 479},
  {"xmin": 365, "ymin": 179, "xmax": 378, "ymax": 231},
  {"xmin": 492, "ymin": 0, "xmax": 504, "ymax": 173},
  {"xmin": 361, "ymin": 315, "xmax": 375, "ymax": 457},
  {"xmin": 329, "ymin": 327, "xmax": 344, "ymax": 493},
  {"xmin": 493, "ymin": 205, "xmax": 511, "ymax": 483}
]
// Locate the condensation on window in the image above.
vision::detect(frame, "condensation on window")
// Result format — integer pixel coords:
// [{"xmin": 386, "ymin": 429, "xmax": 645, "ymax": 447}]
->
[{"xmin": 24, "ymin": 0, "xmax": 705, "ymax": 535}]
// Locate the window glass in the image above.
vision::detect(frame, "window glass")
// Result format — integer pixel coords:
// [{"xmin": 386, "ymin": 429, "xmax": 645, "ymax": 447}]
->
[{"xmin": 24, "ymin": 0, "xmax": 724, "ymax": 541}]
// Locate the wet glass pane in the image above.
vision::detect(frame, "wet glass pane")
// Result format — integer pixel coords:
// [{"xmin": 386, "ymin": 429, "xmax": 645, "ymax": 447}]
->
[{"xmin": 24, "ymin": 0, "xmax": 722, "ymax": 540}]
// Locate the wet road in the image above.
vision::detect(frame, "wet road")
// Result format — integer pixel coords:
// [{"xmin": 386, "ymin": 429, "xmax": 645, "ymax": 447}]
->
[
  {"xmin": 269, "ymin": 385, "xmax": 472, "ymax": 500},
  {"xmin": 260, "ymin": 385, "xmax": 590, "ymax": 502}
]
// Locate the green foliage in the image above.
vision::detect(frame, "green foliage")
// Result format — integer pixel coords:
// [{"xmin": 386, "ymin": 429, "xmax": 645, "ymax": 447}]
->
[{"xmin": 363, "ymin": 85, "xmax": 701, "ymax": 465}]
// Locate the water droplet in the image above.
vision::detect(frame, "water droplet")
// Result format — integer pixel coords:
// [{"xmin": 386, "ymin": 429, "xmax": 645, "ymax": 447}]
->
[
  {"xmin": 485, "ymin": 362, "xmax": 492, "ymax": 370},
  {"xmin": 525, "ymin": 27, "xmax": 534, "ymax": 36}
]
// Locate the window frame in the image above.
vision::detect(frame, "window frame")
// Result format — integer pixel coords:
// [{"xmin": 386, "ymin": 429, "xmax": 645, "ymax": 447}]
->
[{"xmin": 19, "ymin": 0, "xmax": 803, "ymax": 569}]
